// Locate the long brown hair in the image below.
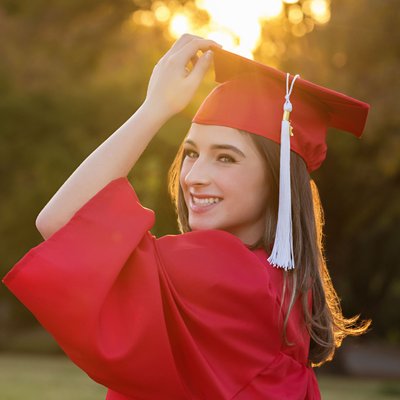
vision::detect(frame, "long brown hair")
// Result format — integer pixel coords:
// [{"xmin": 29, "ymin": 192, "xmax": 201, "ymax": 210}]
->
[{"xmin": 168, "ymin": 130, "xmax": 372, "ymax": 367}]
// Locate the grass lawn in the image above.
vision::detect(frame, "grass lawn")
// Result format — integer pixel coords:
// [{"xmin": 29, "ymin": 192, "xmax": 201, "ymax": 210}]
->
[
  {"xmin": 0, "ymin": 353, "xmax": 106, "ymax": 400},
  {"xmin": 1, "ymin": 353, "xmax": 400, "ymax": 399}
]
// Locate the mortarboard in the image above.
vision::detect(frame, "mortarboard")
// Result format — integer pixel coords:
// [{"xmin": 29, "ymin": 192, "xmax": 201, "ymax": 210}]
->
[{"xmin": 192, "ymin": 47, "xmax": 370, "ymax": 270}]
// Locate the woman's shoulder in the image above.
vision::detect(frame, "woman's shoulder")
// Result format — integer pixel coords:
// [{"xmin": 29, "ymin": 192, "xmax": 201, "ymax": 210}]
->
[
  {"xmin": 156, "ymin": 230, "xmax": 275, "ymax": 299},
  {"xmin": 157, "ymin": 229, "xmax": 257, "ymax": 267},
  {"xmin": 158, "ymin": 228, "xmax": 243, "ymax": 249}
]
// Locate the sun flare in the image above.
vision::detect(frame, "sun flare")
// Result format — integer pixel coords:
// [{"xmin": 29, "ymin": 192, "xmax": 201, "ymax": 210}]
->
[{"xmin": 135, "ymin": 0, "xmax": 331, "ymax": 59}]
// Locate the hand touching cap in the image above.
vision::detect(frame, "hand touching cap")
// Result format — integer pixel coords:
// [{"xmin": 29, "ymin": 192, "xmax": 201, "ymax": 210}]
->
[{"xmin": 144, "ymin": 34, "xmax": 223, "ymax": 119}]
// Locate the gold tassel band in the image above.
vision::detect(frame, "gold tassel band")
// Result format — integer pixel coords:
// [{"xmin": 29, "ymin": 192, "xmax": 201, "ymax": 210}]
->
[{"xmin": 283, "ymin": 110, "xmax": 291, "ymax": 121}]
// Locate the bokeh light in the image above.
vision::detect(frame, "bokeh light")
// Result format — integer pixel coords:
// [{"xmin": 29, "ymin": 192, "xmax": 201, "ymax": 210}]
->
[
  {"xmin": 152, "ymin": 1, "xmax": 171, "ymax": 22},
  {"xmin": 288, "ymin": 5, "xmax": 304, "ymax": 24},
  {"xmin": 169, "ymin": 12, "xmax": 192, "ymax": 37},
  {"xmin": 133, "ymin": 0, "xmax": 331, "ymax": 58},
  {"xmin": 303, "ymin": 0, "xmax": 331, "ymax": 24}
]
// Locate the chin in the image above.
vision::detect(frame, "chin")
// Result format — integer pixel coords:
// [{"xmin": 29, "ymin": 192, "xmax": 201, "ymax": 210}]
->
[{"xmin": 188, "ymin": 218, "xmax": 220, "ymax": 232}]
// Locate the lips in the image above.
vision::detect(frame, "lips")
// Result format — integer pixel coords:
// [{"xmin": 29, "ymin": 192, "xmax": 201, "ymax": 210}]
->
[{"xmin": 189, "ymin": 194, "xmax": 222, "ymax": 213}]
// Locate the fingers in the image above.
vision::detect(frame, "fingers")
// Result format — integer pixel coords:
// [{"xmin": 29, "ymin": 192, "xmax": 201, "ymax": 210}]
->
[
  {"xmin": 190, "ymin": 53, "xmax": 199, "ymax": 68},
  {"xmin": 155, "ymin": 34, "xmax": 221, "ymax": 75},
  {"xmin": 186, "ymin": 49, "xmax": 214, "ymax": 87},
  {"xmin": 160, "ymin": 34, "xmax": 202, "ymax": 65},
  {"xmin": 167, "ymin": 34, "xmax": 222, "ymax": 62},
  {"xmin": 170, "ymin": 33, "xmax": 221, "ymax": 54},
  {"xmin": 146, "ymin": 34, "xmax": 222, "ymax": 117},
  {"xmin": 173, "ymin": 37, "xmax": 221, "ymax": 70},
  {"xmin": 169, "ymin": 33, "xmax": 204, "ymax": 54}
]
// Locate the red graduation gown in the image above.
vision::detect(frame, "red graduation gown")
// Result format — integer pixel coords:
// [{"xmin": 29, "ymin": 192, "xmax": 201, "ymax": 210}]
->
[{"xmin": 3, "ymin": 177, "xmax": 321, "ymax": 400}]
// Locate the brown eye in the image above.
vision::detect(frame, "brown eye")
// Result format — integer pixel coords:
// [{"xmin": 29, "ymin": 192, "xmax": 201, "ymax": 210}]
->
[
  {"xmin": 218, "ymin": 154, "xmax": 236, "ymax": 163},
  {"xmin": 183, "ymin": 149, "xmax": 198, "ymax": 159}
]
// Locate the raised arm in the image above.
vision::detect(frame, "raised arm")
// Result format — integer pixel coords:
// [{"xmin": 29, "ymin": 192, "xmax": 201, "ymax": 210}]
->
[{"xmin": 36, "ymin": 34, "xmax": 221, "ymax": 240}]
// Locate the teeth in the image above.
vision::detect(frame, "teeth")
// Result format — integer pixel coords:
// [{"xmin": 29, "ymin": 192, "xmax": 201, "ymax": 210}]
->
[{"xmin": 192, "ymin": 196, "xmax": 221, "ymax": 205}]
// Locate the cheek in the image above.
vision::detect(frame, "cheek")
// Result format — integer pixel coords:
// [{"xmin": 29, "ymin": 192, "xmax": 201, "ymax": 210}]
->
[
  {"xmin": 235, "ymin": 168, "xmax": 269, "ymax": 206},
  {"xmin": 179, "ymin": 162, "xmax": 189, "ymax": 189},
  {"xmin": 253, "ymin": 170, "xmax": 269, "ymax": 201}
]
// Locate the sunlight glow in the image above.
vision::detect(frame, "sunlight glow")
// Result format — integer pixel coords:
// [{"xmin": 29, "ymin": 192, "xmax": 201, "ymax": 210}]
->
[
  {"xmin": 152, "ymin": 1, "xmax": 171, "ymax": 22},
  {"xmin": 288, "ymin": 5, "xmax": 304, "ymax": 24},
  {"xmin": 132, "ymin": 10, "xmax": 155, "ymax": 27},
  {"xmin": 169, "ymin": 12, "xmax": 192, "ymax": 38},
  {"xmin": 306, "ymin": 0, "xmax": 331, "ymax": 24},
  {"xmin": 194, "ymin": 0, "xmax": 283, "ymax": 56},
  {"xmin": 133, "ymin": 0, "xmax": 331, "ymax": 59}
]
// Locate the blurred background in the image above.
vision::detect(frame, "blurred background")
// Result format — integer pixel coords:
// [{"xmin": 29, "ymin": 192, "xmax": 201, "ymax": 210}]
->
[{"xmin": 0, "ymin": 0, "xmax": 399, "ymax": 398}]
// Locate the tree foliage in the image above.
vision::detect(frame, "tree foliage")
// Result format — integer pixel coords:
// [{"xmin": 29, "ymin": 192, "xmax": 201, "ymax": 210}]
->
[
  {"xmin": 0, "ymin": 0, "xmax": 398, "ymax": 349},
  {"xmin": 282, "ymin": 0, "xmax": 400, "ymax": 343}
]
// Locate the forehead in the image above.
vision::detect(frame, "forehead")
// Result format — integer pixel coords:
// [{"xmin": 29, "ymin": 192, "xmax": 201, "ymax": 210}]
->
[{"xmin": 185, "ymin": 123, "xmax": 252, "ymax": 148}]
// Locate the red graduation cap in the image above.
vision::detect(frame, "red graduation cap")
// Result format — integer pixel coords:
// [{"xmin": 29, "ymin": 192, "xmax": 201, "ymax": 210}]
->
[{"xmin": 192, "ymin": 47, "xmax": 370, "ymax": 270}]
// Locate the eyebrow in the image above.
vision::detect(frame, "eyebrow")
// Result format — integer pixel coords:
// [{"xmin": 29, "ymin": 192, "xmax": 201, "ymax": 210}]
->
[{"xmin": 184, "ymin": 139, "xmax": 246, "ymax": 158}]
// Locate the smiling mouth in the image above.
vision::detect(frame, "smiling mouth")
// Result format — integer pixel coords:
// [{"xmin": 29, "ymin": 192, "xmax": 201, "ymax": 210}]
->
[
  {"xmin": 191, "ymin": 195, "xmax": 221, "ymax": 205},
  {"xmin": 189, "ymin": 194, "xmax": 222, "ymax": 212}
]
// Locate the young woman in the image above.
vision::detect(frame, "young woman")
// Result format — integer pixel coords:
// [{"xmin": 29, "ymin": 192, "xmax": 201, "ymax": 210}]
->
[{"xmin": 3, "ymin": 34, "xmax": 371, "ymax": 399}]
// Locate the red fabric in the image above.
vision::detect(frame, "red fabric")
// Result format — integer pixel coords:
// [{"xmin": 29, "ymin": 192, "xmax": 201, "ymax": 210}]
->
[
  {"xmin": 3, "ymin": 177, "xmax": 321, "ymax": 400},
  {"xmin": 193, "ymin": 47, "xmax": 370, "ymax": 172}
]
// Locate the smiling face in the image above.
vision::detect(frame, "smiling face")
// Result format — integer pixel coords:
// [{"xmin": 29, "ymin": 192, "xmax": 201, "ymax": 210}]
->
[{"xmin": 179, "ymin": 123, "xmax": 269, "ymax": 245}]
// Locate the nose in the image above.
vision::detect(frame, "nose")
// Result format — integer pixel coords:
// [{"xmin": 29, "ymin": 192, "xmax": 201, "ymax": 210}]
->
[{"xmin": 183, "ymin": 157, "xmax": 211, "ymax": 187}]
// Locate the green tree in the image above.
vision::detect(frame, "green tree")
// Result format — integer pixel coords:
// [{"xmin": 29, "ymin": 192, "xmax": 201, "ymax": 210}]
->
[
  {"xmin": 1, "ymin": 0, "xmax": 398, "ymax": 353},
  {"xmin": 280, "ymin": 0, "xmax": 400, "ymax": 343}
]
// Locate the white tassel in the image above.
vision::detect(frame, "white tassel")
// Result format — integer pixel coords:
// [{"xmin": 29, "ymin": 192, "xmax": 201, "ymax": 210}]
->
[{"xmin": 268, "ymin": 73, "xmax": 299, "ymax": 270}]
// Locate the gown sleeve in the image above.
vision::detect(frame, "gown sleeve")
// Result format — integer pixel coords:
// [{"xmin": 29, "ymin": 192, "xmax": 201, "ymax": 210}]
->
[
  {"xmin": 2, "ymin": 177, "xmax": 187, "ymax": 399},
  {"xmin": 2, "ymin": 177, "xmax": 316, "ymax": 399}
]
